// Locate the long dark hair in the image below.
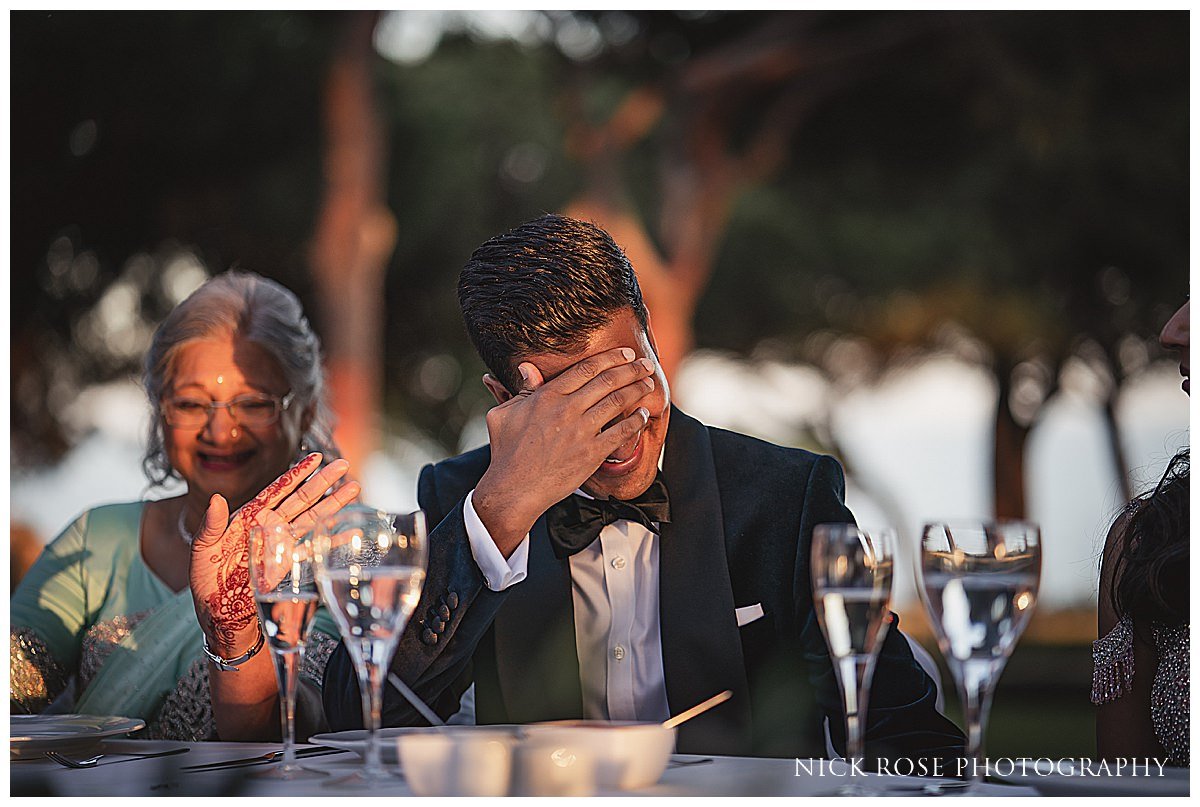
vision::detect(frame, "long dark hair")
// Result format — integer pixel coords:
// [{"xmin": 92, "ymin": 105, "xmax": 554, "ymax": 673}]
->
[{"xmin": 1108, "ymin": 448, "xmax": 1189, "ymax": 627}]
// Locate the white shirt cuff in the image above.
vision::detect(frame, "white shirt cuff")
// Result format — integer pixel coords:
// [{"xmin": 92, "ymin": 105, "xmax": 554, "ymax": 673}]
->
[{"xmin": 463, "ymin": 489, "xmax": 530, "ymax": 591}]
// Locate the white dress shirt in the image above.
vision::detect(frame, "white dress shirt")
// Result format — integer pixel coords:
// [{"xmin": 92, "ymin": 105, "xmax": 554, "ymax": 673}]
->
[{"xmin": 464, "ymin": 489, "xmax": 671, "ymax": 722}]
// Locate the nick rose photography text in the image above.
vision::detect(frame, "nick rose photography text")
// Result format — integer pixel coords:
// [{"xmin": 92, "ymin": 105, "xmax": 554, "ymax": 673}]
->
[{"xmin": 794, "ymin": 758, "xmax": 1171, "ymax": 778}]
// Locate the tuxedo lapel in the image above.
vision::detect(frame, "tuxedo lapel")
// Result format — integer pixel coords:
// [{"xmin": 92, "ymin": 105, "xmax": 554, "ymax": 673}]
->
[
  {"xmin": 659, "ymin": 407, "xmax": 753, "ymax": 754},
  {"xmin": 492, "ymin": 516, "xmax": 583, "ymax": 721}
]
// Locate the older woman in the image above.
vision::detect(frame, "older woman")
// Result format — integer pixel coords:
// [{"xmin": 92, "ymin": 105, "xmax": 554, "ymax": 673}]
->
[{"xmin": 11, "ymin": 270, "xmax": 359, "ymax": 741}]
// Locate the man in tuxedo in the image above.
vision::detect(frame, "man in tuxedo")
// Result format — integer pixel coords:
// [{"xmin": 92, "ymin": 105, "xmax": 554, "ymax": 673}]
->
[{"xmin": 324, "ymin": 214, "xmax": 963, "ymax": 761}]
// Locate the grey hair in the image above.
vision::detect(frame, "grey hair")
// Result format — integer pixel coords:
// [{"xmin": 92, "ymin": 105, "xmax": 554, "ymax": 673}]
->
[{"xmin": 142, "ymin": 269, "xmax": 341, "ymax": 486}]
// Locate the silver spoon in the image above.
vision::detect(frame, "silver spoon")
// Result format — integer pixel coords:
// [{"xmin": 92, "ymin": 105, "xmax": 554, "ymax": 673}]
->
[{"xmin": 45, "ymin": 747, "xmax": 189, "ymax": 769}]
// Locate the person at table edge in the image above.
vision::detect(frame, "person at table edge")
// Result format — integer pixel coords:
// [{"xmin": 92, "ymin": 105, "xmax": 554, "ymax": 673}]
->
[{"xmin": 323, "ymin": 214, "xmax": 965, "ymax": 762}]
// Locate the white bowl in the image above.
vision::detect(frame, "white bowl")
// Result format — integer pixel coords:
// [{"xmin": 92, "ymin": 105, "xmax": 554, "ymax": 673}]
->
[
  {"xmin": 510, "ymin": 730, "xmax": 599, "ymax": 796},
  {"xmin": 525, "ymin": 720, "xmax": 676, "ymax": 790},
  {"xmin": 397, "ymin": 728, "xmax": 517, "ymax": 796}
]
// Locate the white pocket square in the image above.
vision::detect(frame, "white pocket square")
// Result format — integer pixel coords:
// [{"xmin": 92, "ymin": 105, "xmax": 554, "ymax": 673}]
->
[{"xmin": 735, "ymin": 603, "xmax": 765, "ymax": 627}]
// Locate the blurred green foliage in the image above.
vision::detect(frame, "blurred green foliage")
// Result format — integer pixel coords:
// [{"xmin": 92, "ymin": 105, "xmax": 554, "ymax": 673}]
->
[
  {"xmin": 9, "ymin": 10, "xmax": 1188, "ymax": 465},
  {"xmin": 701, "ymin": 12, "xmax": 1187, "ymax": 363}
]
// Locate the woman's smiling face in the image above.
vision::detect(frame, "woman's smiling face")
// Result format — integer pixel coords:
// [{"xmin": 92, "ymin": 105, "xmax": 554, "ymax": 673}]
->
[{"xmin": 163, "ymin": 332, "xmax": 305, "ymax": 510}]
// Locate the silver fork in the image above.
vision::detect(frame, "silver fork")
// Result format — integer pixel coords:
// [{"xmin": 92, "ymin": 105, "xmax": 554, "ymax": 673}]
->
[{"xmin": 45, "ymin": 747, "xmax": 190, "ymax": 769}]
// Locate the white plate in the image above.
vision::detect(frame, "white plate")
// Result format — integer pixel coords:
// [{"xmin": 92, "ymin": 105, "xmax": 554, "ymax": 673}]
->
[
  {"xmin": 310, "ymin": 725, "xmax": 525, "ymax": 767},
  {"xmin": 993, "ymin": 759, "xmax": 1190, "ymax": 796},
  {"xmin": 10, "ymin": 714, "xmax": 146, "ymax": 760}
]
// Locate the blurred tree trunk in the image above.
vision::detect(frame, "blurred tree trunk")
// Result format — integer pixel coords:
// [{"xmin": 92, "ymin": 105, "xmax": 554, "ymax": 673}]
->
[
  {"xmin": 1098, "ymin": 346, "xmax": 1134, "ymax": 503},
  {"xmin": 992, "ymin": 368, "xmax": 1030, "ymax": 520},
  {"xmin": 1101, "ymin": 394, "xmax": 1133, "ymax": 502},
  {"xmin": 563, "ymin": 86, "xmax": 697, "ymax": 376},
  {"xmin": 310, "ymin": 11, "xmax": 396, "ymax": 472},
  {"xmin": 562, "ymin": 14, "xmax": 938, "ymax": 382},
  {"xmin": 994, "ymin": 350, "xmax": 1133, "ymax": 521},
  {"xmin": 562, "ymin": 66, "xmax": 823, "ymax": 380}
]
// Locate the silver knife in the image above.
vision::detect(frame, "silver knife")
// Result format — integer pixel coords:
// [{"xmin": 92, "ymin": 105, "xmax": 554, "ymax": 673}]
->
[{"xmin": 180, "ymin": 745, "xmax": 345, "ymax": 772}]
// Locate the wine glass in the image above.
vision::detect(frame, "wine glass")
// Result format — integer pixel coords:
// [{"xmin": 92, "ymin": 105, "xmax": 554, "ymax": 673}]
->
[
  {"xmin": 248, "ymin": 521, "xmax": 325, "ymax": 779},
  {"xmin": 917, "ymin": 520, "xmax": 1041, "ymax": 794},
  {"xmin": 811, "ymin": 523, "xmax": 896, "ymax": 794},
  {"xmin": 313, "ymin": 506, "xmax": 428, "ymax": 786}
]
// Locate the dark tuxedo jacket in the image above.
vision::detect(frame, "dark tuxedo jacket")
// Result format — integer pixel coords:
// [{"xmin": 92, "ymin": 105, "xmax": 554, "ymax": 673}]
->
[{"xmin": 324, "ymin": 407, "xmax": 964, "ymax": 760}]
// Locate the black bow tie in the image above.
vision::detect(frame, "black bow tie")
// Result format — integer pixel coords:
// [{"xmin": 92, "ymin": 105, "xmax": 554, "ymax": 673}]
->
[{"xmin": 545, "ymin": 475, "xmax": 672, "ymax": 560}]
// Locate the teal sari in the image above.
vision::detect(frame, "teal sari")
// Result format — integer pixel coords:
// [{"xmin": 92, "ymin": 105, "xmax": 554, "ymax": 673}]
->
[{"xmin": 11, "ymin": 501, "xmax": 339, "ymax": 737}]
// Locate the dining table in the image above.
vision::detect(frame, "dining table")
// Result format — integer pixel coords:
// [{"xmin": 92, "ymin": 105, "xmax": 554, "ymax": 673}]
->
[{"xmin": 10, "ymin": 738, "xmax": 1041, "ymax": 797}]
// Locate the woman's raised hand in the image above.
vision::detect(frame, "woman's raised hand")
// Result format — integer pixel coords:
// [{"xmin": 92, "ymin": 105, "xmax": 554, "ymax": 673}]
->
[{"xmin": 188, "ymin": 453, "xmax": 361, "ymax": 653}]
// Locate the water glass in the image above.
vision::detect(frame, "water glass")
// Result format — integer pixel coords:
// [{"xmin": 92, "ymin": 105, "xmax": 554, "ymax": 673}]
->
[
  {"xmin": 918, "ymin": 520, "xmax": 1041, "ymax": 793},
  {"xmin": 313, "ymin": 506, "xmax": 427, "ymax": 785},
  {"xmin": 249, "ymin": 521, "xmax": 324, "ymax": 779},
  {"xmin": 811, "ymin": 523, "xmax": 896, "ymax": 792}
]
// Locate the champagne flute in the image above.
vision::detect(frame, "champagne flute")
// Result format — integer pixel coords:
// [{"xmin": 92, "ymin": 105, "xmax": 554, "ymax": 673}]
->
[
  {"xmin": 811, "ymin": 523, "xmax": 896, "ymax": 793},
  {"xmin": 313, "ymin": 506, "xmax": 427, "ymax": 786},
  {"xmin": 248, "ymin": 521, "xmax": 324, "ymax": 779},
  {"xmin": 918, "ymin": 520, "xmax": 1040, "ymax": 793}
]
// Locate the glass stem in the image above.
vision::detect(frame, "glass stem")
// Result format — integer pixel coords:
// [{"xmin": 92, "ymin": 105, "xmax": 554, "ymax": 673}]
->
[
  {"xmin": 957, "ymin": 659, "xmax": 996, "ymax": 786},
  {"xmin": 357, "ymin": 643, "xmax": 386, "ymax": 778},
  {"xmin": 837, "ymin": 655, "xmax": 877, "ymax": 772},
  {"xmin": 271, "ymin": 648, "xmax": 300, "ymax": 771}
]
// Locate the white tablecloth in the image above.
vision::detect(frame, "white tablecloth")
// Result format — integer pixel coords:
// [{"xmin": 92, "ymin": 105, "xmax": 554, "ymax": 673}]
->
[{"xmin": 10, "ymin": 739, "xmax": 1038, "ymax": 797}]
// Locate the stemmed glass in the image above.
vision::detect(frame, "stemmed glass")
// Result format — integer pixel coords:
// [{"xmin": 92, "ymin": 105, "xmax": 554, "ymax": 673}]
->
[
  {"xmin": 917, "ymin": 520, "xmax": 1041, "ymax": 794},
  {"xmin": 248, "ymin": 521, "xmax": 325, "ymax": 779},
  {"xmin": 811, "ymin": 523, "xmax": 896, "ymax": 794},
  {"xmin": 313, "ymin": 506, "xmax": 427, "ymax": 786}
]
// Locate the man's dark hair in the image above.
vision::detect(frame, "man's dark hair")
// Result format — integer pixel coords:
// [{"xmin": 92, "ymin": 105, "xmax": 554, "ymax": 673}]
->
[{"xmin": 458, "ymin": 213, "xmax": 649, "ymax": 393}]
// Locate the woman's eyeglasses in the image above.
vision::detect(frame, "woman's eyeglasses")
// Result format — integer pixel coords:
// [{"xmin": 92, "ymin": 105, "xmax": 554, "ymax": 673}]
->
[{"xmin": 162, "ymin": 392, "xmax": 295, "ymax": 428}]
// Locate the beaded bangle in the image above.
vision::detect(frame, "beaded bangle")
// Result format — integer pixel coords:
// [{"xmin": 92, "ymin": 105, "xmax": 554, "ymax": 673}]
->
[{"xmin": 201, "ymin": 627, "xmax": 265, "ymax": 672}]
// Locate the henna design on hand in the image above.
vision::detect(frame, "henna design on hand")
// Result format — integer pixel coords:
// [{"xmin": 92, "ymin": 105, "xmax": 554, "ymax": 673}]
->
[
  {"xmin": 238, "ymin": 457, "xmax": 313, "ymax": 525},
  {"xmin": 206, "ymin": 539, "xmax": 255, "ymax": 648},
  {"xmin": 202, "ymin": 459, "xmax": 315, "ymax": 649}
]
